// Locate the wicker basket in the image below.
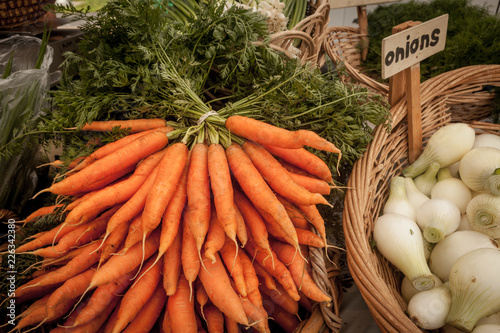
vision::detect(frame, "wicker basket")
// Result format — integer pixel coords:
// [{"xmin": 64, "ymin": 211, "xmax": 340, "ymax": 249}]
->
[
  {"xmin": 342, "ymin": 64, "xmax": 500, "ymax": 333},
  {"xmin": 0, "ymin": 0, "xmax": 55, "ymax": 28}
]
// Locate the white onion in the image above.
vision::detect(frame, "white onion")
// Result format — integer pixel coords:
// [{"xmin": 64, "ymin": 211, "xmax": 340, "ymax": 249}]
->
[
  {"xmin": 414, "ymin": 162, "xmax": 440, "ymax": 196},
  {"xmin": 408, "ymin": 283, "xmax": 452, "ymax": 330},
  {"xmin": 466, "ymin": 193, "xmax": 500, "ymax": 239},
  {"xmin": 431, "ymin": 177, "xmax": 472, "ymax": 214},
  {"xmin": 405, "ymin": 176, "xmax": 430, "ymax": 212},
  {"xmin": 459, "ymin": 147, "xmax": 500, "ymax": 196},
  {"xmin": 416, "ymin": 199, "xmax": 461, "ymax": 243},
  {"xmin": 383, "ymin": 176, "xmax": 416, "ymax": 220},
  {"xmin": 473, "ymin": 133, "xmax": 500, "ymax": 150},
  {"xmin": 401, "ymin": 273, "xmax": 443, "ymax": 303},
  {"xmin": 472, "ymin": 324, "xmax": 500, "ymax": 333}
]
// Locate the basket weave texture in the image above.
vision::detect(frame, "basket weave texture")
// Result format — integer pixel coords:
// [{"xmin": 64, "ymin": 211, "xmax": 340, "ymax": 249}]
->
[
  {"xmin": 0, "ymin": 0, "xmax": 55, "ymax": 28},
  {"xmin": 342, "ymin": 64, "xmax": 500, "ymax": 333}
]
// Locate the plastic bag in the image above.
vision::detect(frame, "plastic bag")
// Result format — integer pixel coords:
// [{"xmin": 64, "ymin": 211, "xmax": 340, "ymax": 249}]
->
[{"xmin": 0, "ymin": 35, "xmax": 54, "ymax": 213}]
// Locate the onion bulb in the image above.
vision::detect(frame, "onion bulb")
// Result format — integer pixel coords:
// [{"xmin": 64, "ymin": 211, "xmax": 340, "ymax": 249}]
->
[
  {"xmin": 446, "ymin": 248, "xmax": 500, "ymax": 332},
  {"xmin": 403, "ymin": 123, "xmax": 476, "ymax": 178},
  {"xmin": 431, "ymin": 177, "xmax": 472, "ymax": 214},
  {"xmin": 472, "ymin": 324, "xmax": 500, "ymax": 333},
  {"xmin": 473, "ymin": 133, "xmax": 500, "ymax": 150},
  {"xmin": 383, "ymin": 176, "xmax": 416, "ymax": 220},
  {"xmin": 373, "ymin": 213, "xmax": 435, "ymax": 291},
  {"xmin": 416, "ymin": 199, "xmax": 461, "ymax": 243},
  {"xmin": 457, "ymin": 213, "xmax": 474, "ymax": 231},
  {"xmin": 428, "ymin": 230, "xmax": 498, "ymax": 282},
  {"xmin": 466, "ymin": 193, "xmax": 500, "ymax": 239},
  {"xmin": 459, "ymin": 147, "xmax": 500, "ymax": 196},
  {"xmin": 401, "ymin": 273, "xmax": 443, "ymax": 303},
  {"xmin": 408, "ymin": 283, "xmax": 452, "ymax": 330}
]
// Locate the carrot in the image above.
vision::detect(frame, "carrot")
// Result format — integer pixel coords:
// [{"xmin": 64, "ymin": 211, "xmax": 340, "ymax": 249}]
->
[
  {"xmin": 168, "ymin": 274, "xmax": 198, "ymax": 333},
  {"xmin": 98, "ymin": 216, "xmax": 131, "ymax": 268},
  {"xmin": 195, "ymin": 280, "xmax": 209, "ymax": 321},
  {"xmin": 156, "ymin": 151, "xmax": 190, "ymax": 261},
  {"xmin": 298, "ymin": 291, "xmax": 313, "ymax": 313},
  {"xmin": 240, "ymin": 297, "xmax": 270, "ymax": 333},
  {"xmin": 234, "ymin": 203, "xmax": 248, "ymax": 247},
  {"xmin": 242, "ymin": 141, "xmax": 330, "ymax": 207},
  {"xmin": 69, "ymin": 127, "xmax": 171, "ymax": 175},
  {"xmin": 199, "ymin": 252, "xmax": 249, "ymax": 326},
  {"xmin": 207, "ymin": 143, "xmax": 238, "ymax": 249},
  {"xmin": 259, "ymin": 281, "xmax": 299, "ymax": 316},
  {"xmin": 262, "ymin": 294, "xmax": 300, "ymax": 333},
  {"xmin": 261, "ymin": 144, "xmax": 333, "ymax": 183},
  {"xmin": 225, "ymin": 115, "xmax": 341, "ymax": 154},
  {"xmin": 162, "ymin": 309, "xmax": 171, "ymax": 333},
  {"xmin": 23, "ymin": 205, "xmax": 64, "ymax": 223},
  {"xmin": 30, "ymin": 206, "xmax": 118, "ymax": 258},
  {"xmin": 238, "ymin": 250, "xmax": 263, "ymax": 309},
  {"xmin": 224, "ymin": 314, "xmax": 239, "ymax": 333},
  {"xmin": 182, "ymin": 210, "xmax": 200, "ymax": 299},
  {"xmin": 45, "ymin": 267, "xmax": 96, "ymax": 320},
  {"xmin": 101, "ymin": 167, "xmax": 159, "ymax": 247},
  {"xmin": 254, "ymin": 260, "xmax": 278, "ymax": 294},
  {"xmin": 15, "ymin": 240, "xmax": 102, "ymax": 299},
  {"xmin": 288, "ymin": 172, "xmax": 331, "ymax": 195},
  {"xmin": 34, "ymin": 130, "xmax": 169, "ymax": 197},
  {"xmin": 79, "ymin": 119, "xmax": 168, "ymax": 133},
  {"xmin": 187, "ymin": 143, "xmax": 211, "ymax": 262},
  {"xmin": 276, "ymin": 195, "xmax": 310, "ymax": 230},
  {"xmin": 122, "ymin": 282, "xmax": 168, "ymax": 333},
  {"xmin": 295, "ymin": 228, "xmax": 326, "ymax": 247},
  {"xmin": 141, "ymin": 142, "xmax": 188, "ymax": 263},
  {"xmin": 50, "ymin": 298, "xmax": 89, "ymax": 331},
  {"xmin": 112, "ymin": 256, "xmax": 163, "ymax": 333},
  {"xmin": 297, "ymin": 204, "xmax": 327, "ymax": 254},
  {"xmin": 233, "ymin": 188, "xmax": 272, "ymax": 260},
  {"xmin": 203, "ymin": 210, "xmax": 226, "ymax": 264},
  {"xmin": 244, "ymin": 239, "xmax": 299, "ymax": 302},
  {"xmin": 163, "ymin": 228, "xmax": 182, "ymax": 296},
  {"xmin": 226, "ymin": 143, "xmax": 300, "ymax": 256},
  {"xmin": 270, "ymin": 240, "xmax": 331, "ymax": 303},
  {"xmin": 88, "ymin": 229, "xmax": 160, "ymax": 288},
  {"xmin": 55, "ymin": 298, "xmax": 120, "ymax": 333},
  {"xmin": 121, "ymin": 215, "xmax": 146, "ymax": 254},
  {"xmin": 219, "ymin": 237, "xmax": 247, "ymax": 297},
  {"xmin": 64, "ymin": 148, "xmax": 166, "ymax": 225},
  {"xmin": 258, "ymin": 208, "xmax": 298, "ymax": 248},
  {"xmin": 73, "ymin": 270, "xmax": 134, "ymax": 326},
  {"xmin": 204, "ymin": 304, "xmax": 225, "ymax": 333}
]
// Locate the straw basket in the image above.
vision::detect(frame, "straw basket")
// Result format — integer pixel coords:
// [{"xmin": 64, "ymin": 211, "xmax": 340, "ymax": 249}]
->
[
  {"xmin": 0, "ymin": 0, "xmax": 55, "ymax": 28},
  {"xmin": 342, "ymin": 64, "xmax": 500, "ymax": 333}
]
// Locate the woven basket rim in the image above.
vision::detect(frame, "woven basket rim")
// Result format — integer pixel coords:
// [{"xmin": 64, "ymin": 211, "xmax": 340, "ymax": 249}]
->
[{"xmin": 342, "ymin": 64, "xmax": 500, "ymax": 333}]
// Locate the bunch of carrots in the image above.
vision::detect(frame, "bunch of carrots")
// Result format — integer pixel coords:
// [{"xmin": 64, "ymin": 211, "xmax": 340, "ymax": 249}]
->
[{"xmin": 5, "ymin": 114, "xmax": 341, "ymax": 333}]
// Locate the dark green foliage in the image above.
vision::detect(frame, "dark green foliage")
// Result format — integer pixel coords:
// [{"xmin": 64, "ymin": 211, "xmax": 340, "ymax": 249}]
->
[{"xmin": 364, "ymin": 0, "xmax": 500, "ymax": 81}]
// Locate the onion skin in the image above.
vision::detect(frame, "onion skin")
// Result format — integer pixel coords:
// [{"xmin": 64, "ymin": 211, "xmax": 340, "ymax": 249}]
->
[
  {"xmin": 459, "ymin": 147, "xmax": 500, "ymax": 196},
  {"xmin": 446, "ymin": 248, "xmax": 500, "ymax": 332},
  {"xmin": 466, "ymin": 193, "xmax": 500, "ymax": 239},
  {"xmin": 408, "ymin": 283, "xmax": 452, "ymax": 330}
]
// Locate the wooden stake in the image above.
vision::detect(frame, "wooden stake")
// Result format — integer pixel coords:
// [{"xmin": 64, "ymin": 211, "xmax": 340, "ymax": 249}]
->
[{"xmin": 357, "ymin": 5, "xmax": 369, "ymax": 61}]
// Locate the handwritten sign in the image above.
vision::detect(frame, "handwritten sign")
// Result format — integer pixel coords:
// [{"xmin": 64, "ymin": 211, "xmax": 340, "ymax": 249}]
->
[
  {"xmin": 327, "ymin": 0, "xmax": 400, "ymax": 9},
  {"xmin": 381, "ymin": 14, "xmax": 448, "ymax": 79}
]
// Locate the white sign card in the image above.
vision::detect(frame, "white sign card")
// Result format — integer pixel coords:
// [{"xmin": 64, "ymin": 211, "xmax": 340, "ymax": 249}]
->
[
  {"xmin": 381, "ymin": 14, "xmax": 448, "ymax": 79},
  {"xmin": 327, "ymin": 0, "xmax": 400, "ymax": 9}
]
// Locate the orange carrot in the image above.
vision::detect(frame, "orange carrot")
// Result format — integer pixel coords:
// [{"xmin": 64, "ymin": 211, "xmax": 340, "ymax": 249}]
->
[
  {"xmin": 224, "ymin": 314, "xmax": 239, "ymax": 333},
  {"xmin": 23, "ymin": 205, "xmax": 64, "ymax": 223},
  {"xmin": 233, "ymin": 188, "xmax": 272, "ymax": 259},
  {"xmin": 162, "ymin": 309, "xmax": 171, "ymax": 333},
  {"xmin": 182, "ymin": 210, "xmax": 201, "ymax": 298},
  {"xmin": 121, "ymin": 215, "xmax": 146, "ymax": 254},
  {"xmin": 98, "ymin": 217, "xmax": 131, "ymax": 268},
  {"xmin": 15, "ymin": 240, "xmax": 102, "ymax": 299},
  {"xmin": 259, "ymin": 281, "xmax": 299, "ymax": 316},
  {"xmin": 204, "ymin": 304, "xmax": 225, "ymax": 333},
  {"xmin": 102, "ymin": 299, "xmax": 120, "ymax": 333},
  {"xmin": 168, "ymin": 274, "xmax": 198, "ymax": 333},
  {"xmin": 163, "ymin": 228, "xmax": 182, "ymax": 296},
  {"xmin": 88, "ymin": 229, "xmax": 160, "ymax": 289},
  {"xmin": 34, "ymin": 130, "xmax": 169, "ymax": 196},
  {"xmin": 262, "ymin": 294, "xmax": 300, "ymax": 333},
  {"xmin": 141, "ymin": 142, "xmax": 188, "ymax": 254},
  {"xmin": 112, "ymin": 256, "xmax": 163, "ymax": 333},
  {"xmin": 195, "ymin": 280, "xmax": 209, "ymax": 321},
  {"xmin": 238, "ymin": 250, "xmax": 264, "ymax": 309},
  {"xmin": 244, "ymin": 239, "xmax": 299, "ymax": 302},
  {"xmin": 203, "ymin": 210, "xmax": 226, "ymax": 264},
  {"xmin": 240, "ymin": 296, "xmax": 270, "ymax": 333},
  {"xmin": 270, "ymin": 240, "xmax": 331, "ymax": 303},
  {"xmin": 253, "ymin": 260, "xmax": 278, "ymax": 294},
  {"xmin": 70, "ymin": 127, "xmax": 172, "ymax": 174},
  {"xmin": 242, "ymin": 141, "xmax": 330, "ymax": 207},
  {"xmin": 56, "ymin": 298, "xmax": 120, "ymax": 333},
  {"xmin": 199, "ymin": 252, "xmax": 249, "ymax": 326},
  {"xmin": 297, "ymin": 204, "xmax": 327, "ymax": 253},
  {"xmin": 187, "ymin": 143, "xmax": 211, "ymax": 261},
  {"xmin": 219, "ymin": 237, "xmax": 247, "ymax": 297},
  {"xmin": 276, "ymin": 195, "xmax": 310, "ymax": 230},
  {"xmin": 79, "ymin": 119, "xmax": 168, "ymax": 133},
  {"xmin": 64, "ymin": 148, "xmax": 166, "ymax": 226},
  {"xmin": 73, "ymin": 270, "xmax": 134, "ymax": 326},
  {"xmin": 262, "ymin": 144, "xmax": 333, "ymax": 183},
  {"xmin": 226, "ymin": 143, "xmax": 300, "ymax": 254},
  {"xmin": 207, "ymin": 143, "xmax": 238, "ymax": 248},
  {"xmin": 45, "ymin": 267, "xmax": 96, "ymax": 320},
  {"xmin": 288, "ymin": 172, "xmax": 331, "ymax": 195},
  {"xmin": 234, "ymin": 203, "xmax": 248, "ymax": 247},
  {"xmin": 122, "ymin": 282, "xmax": 168, "ymax": 333},
  {"xmin": 225, "ymin": 115, "xmax": 341, "ymax": 154}
]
